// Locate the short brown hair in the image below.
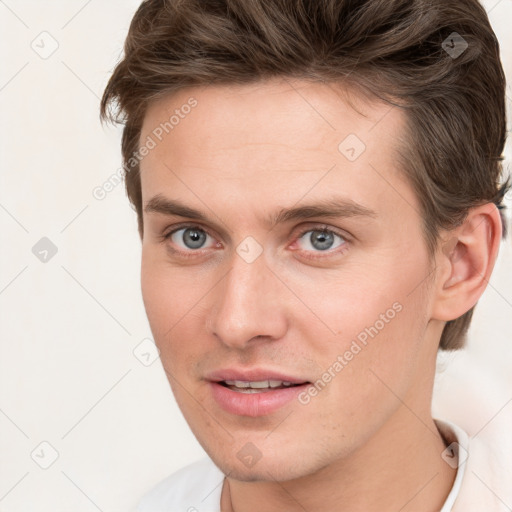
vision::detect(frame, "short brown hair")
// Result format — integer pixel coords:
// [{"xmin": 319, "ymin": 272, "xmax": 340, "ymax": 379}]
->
[{"xmin": 100, "ymin": 0, "xmax": 510, "ymax": 351}]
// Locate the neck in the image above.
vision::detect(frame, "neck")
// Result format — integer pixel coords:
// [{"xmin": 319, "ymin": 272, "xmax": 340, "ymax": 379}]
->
[{"xmin": 221, "ymin": 409, "xmax": 457, "ymax": 512}]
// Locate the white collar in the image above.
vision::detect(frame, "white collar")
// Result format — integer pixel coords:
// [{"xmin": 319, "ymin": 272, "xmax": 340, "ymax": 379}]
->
[{"xmin": 435, "ymin": 418, "xmax": 469, "ymax": 511}]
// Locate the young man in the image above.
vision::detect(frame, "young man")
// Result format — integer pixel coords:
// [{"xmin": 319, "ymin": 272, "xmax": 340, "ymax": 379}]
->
[{"xmin": 101, "ymin": 0, "xmax": 511, "ymax": 510}]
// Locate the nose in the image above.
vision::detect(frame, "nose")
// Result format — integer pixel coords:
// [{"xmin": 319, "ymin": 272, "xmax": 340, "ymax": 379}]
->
[{"xmin": 207, "ymin": 251, "xmax": 288, "ymax": 350}]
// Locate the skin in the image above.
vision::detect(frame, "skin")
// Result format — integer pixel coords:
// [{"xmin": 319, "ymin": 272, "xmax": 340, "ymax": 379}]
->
[{"xmin": 138, "ymin": 78, "xmax": 502, "ymax": 511}]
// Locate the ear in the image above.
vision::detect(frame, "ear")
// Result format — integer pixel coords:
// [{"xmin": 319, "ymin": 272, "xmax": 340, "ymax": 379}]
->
[{"xmin": 431, "ymin": 203, "xmax": 502, "ymax": 322}]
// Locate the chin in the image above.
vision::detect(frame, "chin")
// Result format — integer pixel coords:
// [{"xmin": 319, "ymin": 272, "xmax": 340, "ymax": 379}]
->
[
  {"xmin": 207, "ymin": 447, "xmax": 330, "ymax": 483},
  {"xmin": 217, "ymin": 461, "xmax": 300, "ymax": 482}
]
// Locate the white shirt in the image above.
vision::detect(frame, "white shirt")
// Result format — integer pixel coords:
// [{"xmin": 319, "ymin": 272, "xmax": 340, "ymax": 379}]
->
[{"xmin": 137, "ymin": 419, "xmax": 510, "ymax": 511}]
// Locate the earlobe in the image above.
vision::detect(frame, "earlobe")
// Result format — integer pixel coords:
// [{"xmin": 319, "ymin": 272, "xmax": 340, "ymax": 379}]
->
[{"xmin": 431, "ymin": 204, "xmax": 502, "ymax": 322}]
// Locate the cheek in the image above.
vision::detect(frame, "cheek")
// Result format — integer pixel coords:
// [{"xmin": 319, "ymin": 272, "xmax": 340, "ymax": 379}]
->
[
  {"xmin": 295, "ymin": 252, "xmax": 431, "ymax": 391},
  {"xmin": 140, "ymin": 251, "xmax": 187, "ymax": 360},
  {"xmin": 141, "ymin": 249, "xmax": 197, "ymax": 331},
  {"xmin": 279, "ymin": 262, "xmax": 413, "ymax": 344},
  {"xmin": 140, "ymin": 254, "xmax": 169, "ymax": 336},
  {"xmin": 295, "ymin": 293, "xmax": 429, "ymax": 450},
  {"xmin": 140, "ymin": 250, "xmax": 212, "ymax": 370}
]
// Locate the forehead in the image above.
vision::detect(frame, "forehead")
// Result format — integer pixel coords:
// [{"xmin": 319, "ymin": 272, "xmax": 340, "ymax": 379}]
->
[
  {"xmin": 141, "ymin": 78, "xmax": 404, "ymax": 155},
  {"xmin": 139, "ymin": 79, "xmax": 416, "ymax": 223}
]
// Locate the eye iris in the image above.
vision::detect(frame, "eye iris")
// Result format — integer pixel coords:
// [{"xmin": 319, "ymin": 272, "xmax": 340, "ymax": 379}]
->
[
  {"xmin": 310, "ymin": 230, "xmax": 334, "ymax": 251},
  {"xmin": 183, "ymin": 228, "xmax": 206, "ymax": 249}
]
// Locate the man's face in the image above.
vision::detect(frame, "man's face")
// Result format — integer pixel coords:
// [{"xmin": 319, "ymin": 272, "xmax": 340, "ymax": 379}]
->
[{"xmin": 139, "ymin": 79, "xmax": 440, "ymax": 481}]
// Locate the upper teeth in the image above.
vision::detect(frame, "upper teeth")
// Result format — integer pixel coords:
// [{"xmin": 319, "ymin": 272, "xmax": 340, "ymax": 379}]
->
[{"xmin": 224, "ymin": 380, "xmax": 294, "ymax": 388}]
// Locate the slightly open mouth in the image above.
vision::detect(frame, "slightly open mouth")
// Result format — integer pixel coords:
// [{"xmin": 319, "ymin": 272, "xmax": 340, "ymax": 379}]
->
[{"xmin": 218, "ymin": 380, "xmax": 307, "ymax": 393}]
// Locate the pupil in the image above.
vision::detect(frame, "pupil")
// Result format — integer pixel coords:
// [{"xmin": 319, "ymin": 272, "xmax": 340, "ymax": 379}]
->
[
  {"xmin": 183, "ymin": 228, "xmax": 206, "ymax": 249},
  {"xmin": 310, "ymin": 230, "xmax": 334, "ymax": 251}
]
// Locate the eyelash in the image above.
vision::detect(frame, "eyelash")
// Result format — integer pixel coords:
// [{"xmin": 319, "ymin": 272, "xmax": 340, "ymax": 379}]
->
[{"xmin": 161, "ymin": 223, "xmax": 350, "ymax": 260}]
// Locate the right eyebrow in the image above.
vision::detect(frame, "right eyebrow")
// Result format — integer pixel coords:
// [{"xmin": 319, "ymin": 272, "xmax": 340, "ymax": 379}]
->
[{"xmin": 144, "ymin": 195, "xmax": 209, "ymax": 221}]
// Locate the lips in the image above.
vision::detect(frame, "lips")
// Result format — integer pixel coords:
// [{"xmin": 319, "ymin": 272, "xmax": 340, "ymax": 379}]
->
[
  {"xmin": 221, "ymin": 379, "xmax": 300, "ymax": 392},
  {"xmin": 205, "ymin": 368, "xmax": 309, "ymax": 385},
  {"xmin": 206, "ymin": 368, "xmax": 311, "ymax": 417}
]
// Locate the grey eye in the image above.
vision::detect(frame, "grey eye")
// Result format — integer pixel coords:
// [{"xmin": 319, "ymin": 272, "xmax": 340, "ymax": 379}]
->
[
  {"xmin": 297, "ymin": 229, "xmax": 345, "ymax": 252},
  {"xmin": 171, "ymin": 227, "xmax": 209, "ymax": 249},
  {"xmin": 309, "ymin": 231, "xmax": 335, "ymax": 250},
  {"xmin": 182, "ymin": 228, "xmax": 207, "ymax": 249}
]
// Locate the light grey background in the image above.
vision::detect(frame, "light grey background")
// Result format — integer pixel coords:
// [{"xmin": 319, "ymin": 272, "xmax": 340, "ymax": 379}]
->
[{"xmin": 0, "ymin": 1, "xmax": 511, "ymax": 511}]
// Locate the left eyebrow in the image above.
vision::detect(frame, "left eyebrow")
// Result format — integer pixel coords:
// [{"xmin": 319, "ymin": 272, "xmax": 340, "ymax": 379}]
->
[{"xmin": 265, "ymin": 197, "xmax": 378, "ymax": 229}]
